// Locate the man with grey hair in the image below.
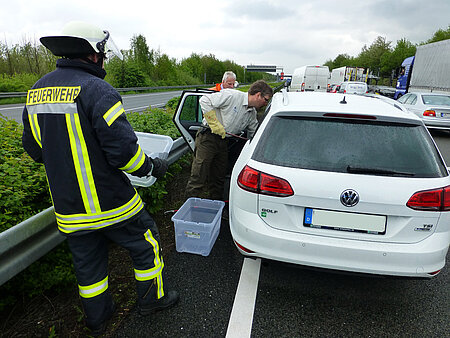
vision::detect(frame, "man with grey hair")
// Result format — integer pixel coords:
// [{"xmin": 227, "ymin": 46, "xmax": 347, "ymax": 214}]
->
[{"xmin": 210, "ymin": 71, "xmax": 237, "ymax": 91}]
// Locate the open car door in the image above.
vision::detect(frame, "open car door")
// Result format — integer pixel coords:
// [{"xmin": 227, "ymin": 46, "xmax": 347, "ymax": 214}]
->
[{"xmin": 172, "ymin": 89, "xmax": 213, "ymax": 152}]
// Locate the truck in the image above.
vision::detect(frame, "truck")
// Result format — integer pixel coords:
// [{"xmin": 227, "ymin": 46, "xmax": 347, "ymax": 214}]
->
[
  {"xmin": 394, "ymin": 39, "xmax": 450, "ymax": 99},
  {"xmin": 290, "ymin": 65, "xmax": 329, "ymax": 92},
  {"xmin": 329, "ymin": 66, "xmax": 367, "ymax": 86}
]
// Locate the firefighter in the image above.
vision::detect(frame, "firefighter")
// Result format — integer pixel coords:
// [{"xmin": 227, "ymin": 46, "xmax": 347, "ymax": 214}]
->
[{"xmin": 22, "ymin": 21, "xmax": 179, "ymax": 335}]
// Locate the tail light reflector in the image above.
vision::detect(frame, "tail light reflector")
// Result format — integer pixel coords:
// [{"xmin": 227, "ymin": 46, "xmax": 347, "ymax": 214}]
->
[
  {"xmin": 428, "ymin": 270, "xmax": 441, "ymax": 276},
  {"xmin": 423, "ymin": 110, "xmax": 436, "ymax": 117},
  {"xmin": 234, "ymin": 240, "xmax": 255, "ymax": 253},
  {"xmin": 406, "ymin": 186, "xmax": 450, "ymax": 211},
  {"xmin": 237, "ymin": 165, "xmax": 294, "ymax": 197}
]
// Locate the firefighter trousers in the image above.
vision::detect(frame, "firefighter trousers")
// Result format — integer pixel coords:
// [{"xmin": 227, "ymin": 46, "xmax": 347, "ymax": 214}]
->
[{"xmin": 66, "ymin": 209, "xmax": 166, "ymax": 329}]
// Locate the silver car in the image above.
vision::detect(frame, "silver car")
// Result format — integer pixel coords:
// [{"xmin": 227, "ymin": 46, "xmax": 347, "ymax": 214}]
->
[{"xmin": 397, "ymin": 92, "xmax": 450, "ymax": 130}]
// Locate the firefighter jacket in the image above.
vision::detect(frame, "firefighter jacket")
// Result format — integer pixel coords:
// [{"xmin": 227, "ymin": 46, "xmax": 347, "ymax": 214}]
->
[{"xmin": 22, "ymin": 59, "xmax": 152, "ymax": 235}]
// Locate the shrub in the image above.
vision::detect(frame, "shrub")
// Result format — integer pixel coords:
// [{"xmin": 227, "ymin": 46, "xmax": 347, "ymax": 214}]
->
[
  {"xmin": 127, "ymin": 107, "xmax": 180, "ymax": 139},
  {"xmin": 0, "ymin": 115, "xmax": 50, "ymax": 232},
  {"xmin": 0, "ymin": 73, "xmax": 40, "ymax": 92},
  {"xmin": 165, "ymin": 96, "xmax": 180, "ymax": 113}
]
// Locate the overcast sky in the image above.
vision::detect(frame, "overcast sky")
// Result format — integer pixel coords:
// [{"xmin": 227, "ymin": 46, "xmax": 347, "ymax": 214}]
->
[{"xmin": 1, "ymin": 0, "xmax": 449, "ymax": 75}]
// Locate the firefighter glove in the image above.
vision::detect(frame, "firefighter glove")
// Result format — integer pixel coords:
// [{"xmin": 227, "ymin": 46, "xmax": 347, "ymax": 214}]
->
[
  {"xmin": 150, "ymin": 157, "xmax": 168, "ymax": 178},
  {"xmin": 204, "ymin": 110, "xmax": 226, "ymax": 139}
]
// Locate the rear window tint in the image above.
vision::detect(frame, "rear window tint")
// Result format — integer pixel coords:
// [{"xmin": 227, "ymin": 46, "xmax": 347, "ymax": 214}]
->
[{"xmin": 252, "ymin": 116, "xmax": 447, "ymax": 178}]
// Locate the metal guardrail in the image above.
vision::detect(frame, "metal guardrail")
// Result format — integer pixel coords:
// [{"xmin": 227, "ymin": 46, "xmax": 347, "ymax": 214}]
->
[
  {"xmin": 0, "ymin": 137, "xmax": 189, "ymax": 286},
  {"xmin": 0, "ymin": 84, "xmax": 215, "ymax": 99}
]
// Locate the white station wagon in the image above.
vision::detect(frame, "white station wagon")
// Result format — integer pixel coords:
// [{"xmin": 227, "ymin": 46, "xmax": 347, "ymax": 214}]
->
[{"xmin": 173, "ymin": 89, "xmax": 450, "ymax": 278}]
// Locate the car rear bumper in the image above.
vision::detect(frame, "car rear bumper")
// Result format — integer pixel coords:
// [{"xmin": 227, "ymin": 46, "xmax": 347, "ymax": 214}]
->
[
  {"xmin": 230, "ymin": 208, "xmax": 449, "ymax": 278},
  {"xmin": 423, "ymin": 118, "xmax": 450, "ymax": 130}
]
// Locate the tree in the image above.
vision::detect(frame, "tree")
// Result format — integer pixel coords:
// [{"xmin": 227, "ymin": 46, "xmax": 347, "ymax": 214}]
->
[
  {"xmin": 356, "ymin": 36, "xmax": 392, "ymax": 76},
  {"xmin": 201, "ymin": 54, "xmax": 225, "ymax": 84},
  {"xmin": 380, "ymin": 38, "xmax": 416, "ymax": 77},
  {"xmin": 153, "ymin": 53, "xmax": 177, "ymax": 85},
  {"xmin": 180, "ymin": 53, "xmax": 204, "ymax": 80},
  {"xmin": 130, "ymin": 34, "xmax": 154, "ymax": 76},
  {"xmin": 324, "ymin": 54, "xmax": 353, "ymax": 70},
  {"xmin": 426, "ymin": 25, "xmax": 450, "ymax": 44}
]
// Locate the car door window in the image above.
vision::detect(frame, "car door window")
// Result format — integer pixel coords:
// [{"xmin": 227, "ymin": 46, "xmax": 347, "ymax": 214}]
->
[
  {"xmin": 398, "ymin": 94, "xmax": 410, "ymax": 104},
  {"xmin": 405, "ymin": 94, "xmax": 416, "ymax": 105},
  {"xmin": 173, "ymin": 91, "xmax": 210, "ymax": 152},
  {"xmin": 180, "ymin": 95, "xmax": 203, "ymax": 123}
]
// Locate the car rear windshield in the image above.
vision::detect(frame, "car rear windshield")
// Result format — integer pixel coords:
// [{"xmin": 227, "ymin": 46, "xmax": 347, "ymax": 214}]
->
[
  {"xmin": 252, "ymin": 116, "xmax": 447, "ymax": 178},
  {"xmin": 422, "ymin": 95, "xmax": 450, "ymax": 106},
  {"xmin": 348, "ymin": 84, "xmax": 366, "ymax": 90}
]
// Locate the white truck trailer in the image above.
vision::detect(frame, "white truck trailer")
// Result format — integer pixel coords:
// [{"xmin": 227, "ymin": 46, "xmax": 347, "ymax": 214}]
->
[
  {"xmin": 290, "ymin": 65, "xmax": 330, "ymax": 92},
  {"xmin": 408, "ymin": 39, "xmax": 450, "ymax": 94}
]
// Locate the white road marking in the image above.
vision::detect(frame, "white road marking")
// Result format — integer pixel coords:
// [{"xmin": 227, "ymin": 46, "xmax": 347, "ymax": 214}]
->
[
  {"xmin": 0, "ymin": 106, "xmax": 21, "ymax": 111},
  {"xmin": 226, "ymin": 257, "xmax": 261, "ymax": 338}
]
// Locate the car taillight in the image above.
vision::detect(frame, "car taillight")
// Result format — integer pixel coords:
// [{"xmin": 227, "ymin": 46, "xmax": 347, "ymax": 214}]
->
[
  {"xmin": 423, "ymin": 110, "xmax": 436, "ymax": 117},
  {"xmin": 323, "ymin": 113, "xmax": 377, "ymax": 120},
  {"xmin": 237, "ymin": 165, "xmax": 259, "ymax": 193},
  {"xmin": 406, "ymin": 186, "xmax": 450, "ymax": 211},
  {"xmin": 237, "ymin": 165, "xmax": 294, "ymax": 197},
  {"xmin": 301, "ymin": 82, "xmax": 305, "ymax": 92}
]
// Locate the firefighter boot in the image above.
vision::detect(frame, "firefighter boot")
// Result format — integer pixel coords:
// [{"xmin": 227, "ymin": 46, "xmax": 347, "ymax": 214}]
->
[
  {"xmin": 137, "ymin": 280, "xmax": 179, "ymax": 315},
  {"xmin": 87, "ymin": 300, "xmax": 116, "ymax": 336}
]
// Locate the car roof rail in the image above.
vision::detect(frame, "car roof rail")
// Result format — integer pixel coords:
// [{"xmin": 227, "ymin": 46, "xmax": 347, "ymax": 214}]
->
[{"xmin": 281, "ymin": 88, "xmax": 289, "ymax": 106}]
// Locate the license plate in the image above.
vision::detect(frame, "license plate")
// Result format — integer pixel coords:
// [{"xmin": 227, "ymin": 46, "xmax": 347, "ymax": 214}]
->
[
  {"xmin": 441, "ymin": 113, "xmax": 450, "ymax": 118},
  {"xmin": 304, "ymin": 208, "xmax": 386, "ymax": 234}
]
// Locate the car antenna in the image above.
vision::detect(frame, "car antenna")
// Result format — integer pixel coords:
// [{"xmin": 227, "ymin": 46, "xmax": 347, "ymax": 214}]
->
[{"xmin": 340, "ymin": 96, "xmax": 347, "ymax": 104}]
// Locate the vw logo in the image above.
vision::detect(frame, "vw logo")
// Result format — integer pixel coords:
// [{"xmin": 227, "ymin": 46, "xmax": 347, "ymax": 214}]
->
[{"xmin": 340, "ymin": 189, "xmax": 359, "ymax": 207}]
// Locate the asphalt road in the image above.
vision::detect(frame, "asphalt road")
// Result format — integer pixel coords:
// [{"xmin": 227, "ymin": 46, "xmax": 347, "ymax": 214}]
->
[
  {"xmin": 0, "ymin": 90, "xmax": 183, "ymax": 124},
  {"xmin": 114, "ymin": 129, "xmax": 450, "ymax": 338}
]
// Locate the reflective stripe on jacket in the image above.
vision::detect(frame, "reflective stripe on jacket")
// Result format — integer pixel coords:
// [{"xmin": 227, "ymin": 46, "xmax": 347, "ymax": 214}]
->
[{"xmin": 22, "ymin": 59, "xmax": 152, "ymax": 234}]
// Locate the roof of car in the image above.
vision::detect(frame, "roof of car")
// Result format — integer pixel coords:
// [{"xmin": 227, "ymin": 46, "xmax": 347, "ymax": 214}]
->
[
  {"xmin": 407, "ymin": 92, "xmax": 450, "ymax": 96},
  {"xmin": 269, "ymin": 91, "xmax": 421, "ymax": 123}
]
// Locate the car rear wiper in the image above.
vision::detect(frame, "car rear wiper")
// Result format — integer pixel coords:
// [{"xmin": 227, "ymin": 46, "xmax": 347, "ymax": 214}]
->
[{"xmin": 346, "ymin": 165, "xmax": 415, "ymax": 177}]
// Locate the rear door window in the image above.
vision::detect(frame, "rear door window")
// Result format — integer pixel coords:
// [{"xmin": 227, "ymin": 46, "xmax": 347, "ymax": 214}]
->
[
  {"xmin": 405, "ymin": 94, "xmax": 417, "ymax": 105},
  {"xmin": 252, "ymin": 116, "xmax": 447, "ymax": 178},
  {"xmin": 397, "ymin": 94, "xmax": 410, "ymax": 104}
]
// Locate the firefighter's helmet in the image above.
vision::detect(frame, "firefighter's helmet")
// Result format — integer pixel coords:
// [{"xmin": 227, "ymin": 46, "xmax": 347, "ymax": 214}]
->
[{"xmin": 40, "ymin": 21, "xmax": 123, "ymax": 60}]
